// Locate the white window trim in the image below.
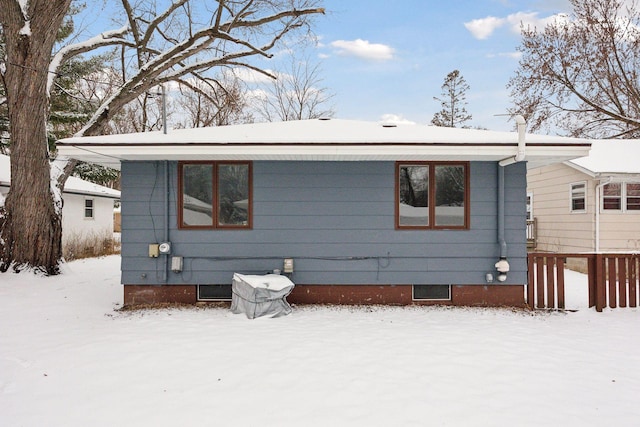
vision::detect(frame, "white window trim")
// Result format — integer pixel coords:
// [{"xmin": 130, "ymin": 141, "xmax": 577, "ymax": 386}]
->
[
  {"xmin": 526, "ymin": 191, "xmax": 534, "ymax": 220},
  {"xmin": 600, "ymin": 181, "xmax": 640, "ymax": 214},
  {"xmin": 569, "ymin": 181, "xmax": 587, "ymax": 213}
]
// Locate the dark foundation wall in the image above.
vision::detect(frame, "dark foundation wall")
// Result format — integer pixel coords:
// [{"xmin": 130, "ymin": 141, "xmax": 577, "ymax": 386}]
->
[{"xmin": 123, "ymin": 284, "xmax": 526, "ymax": 308}]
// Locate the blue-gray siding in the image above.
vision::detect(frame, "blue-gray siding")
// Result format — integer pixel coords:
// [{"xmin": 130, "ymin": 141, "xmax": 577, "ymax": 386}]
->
[{"xmin": 120, "ymin": 161, "xmax": 527, "ymax": 286}]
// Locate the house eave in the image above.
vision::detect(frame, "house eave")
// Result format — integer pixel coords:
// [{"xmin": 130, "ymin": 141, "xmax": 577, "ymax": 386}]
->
[
  {"xmin": 564, "ymin": 161, "xmax": 597, "ymax": 178},
  {"xmin": 56, "ymin": 119, "xmax": 592, "ymax": 170},
  {"xmin": 62, "ymin": 189, "xmax": 121, "ymax": 199},
  {"xmin": 56, "ymin": 142, "xmax": 591, "ymax": 171},
  {"xmin": 564, "ymin": 161, "xmax": 640, "ymax": 182}
]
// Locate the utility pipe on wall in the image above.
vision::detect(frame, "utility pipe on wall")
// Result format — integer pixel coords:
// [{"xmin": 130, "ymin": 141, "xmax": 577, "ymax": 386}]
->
[
  {"xmin": 498, "ymin": 165, "xmax": 507, "ymax": 258},
  {"xmin": 495, "ymin": 115, "xmax": 527, "ymax": 281},
  {"xmin": 163, "ymin": 160, "xmax": 169, "ymax": 282}
]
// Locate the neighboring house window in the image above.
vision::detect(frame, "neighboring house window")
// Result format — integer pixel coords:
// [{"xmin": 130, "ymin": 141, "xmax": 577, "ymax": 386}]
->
[
  {"xmin": 570, "ymin": 182, "xmax": 586, "ymax": 212},
  {"xmin": 626, "ymin": 183, "xmax": 640, "ymax": 211},
  {"xmin": 526, "ymin": 192, "xmax": 533, "ymax": 221},
  {"xmin": 84, "ymin": 199, "xmax": 94, "ymax": 219},
  {"xmin": 602, "ymin": 183, "xmax": 622, "ymax": 211},
  {"xmin": 396, "ymin": 162, "xmax": 469, "ymax": 229},
  {"xmin": 178, "ymin": 161, "xmax": 252, "ymax": 229}
]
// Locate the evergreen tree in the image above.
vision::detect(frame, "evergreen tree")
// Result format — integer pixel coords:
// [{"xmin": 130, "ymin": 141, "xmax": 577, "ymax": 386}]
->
[{"xmin": 431, "ymin": 70, "xmax": 472, "ymax": 128}]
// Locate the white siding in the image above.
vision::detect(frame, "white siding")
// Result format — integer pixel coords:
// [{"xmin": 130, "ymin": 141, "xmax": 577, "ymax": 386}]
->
[
  {"xmin": 599, "ymin": 208, "xmax": 640, "ymax": 251},
  {"xmin": 527, "ymin": 163, "xmax": 595, "ymax": 252},
  {"xmin": 528, "ymin": 163, "xmax": 640, "ymax": 252},
  {"xmin": 61, "ymin": 194, "xmax": 115, "ymax": 244}
]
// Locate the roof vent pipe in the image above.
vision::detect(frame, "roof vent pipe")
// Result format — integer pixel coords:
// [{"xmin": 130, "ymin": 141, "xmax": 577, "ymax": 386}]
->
[{"xmin": 499, "ymin": 115, "xmax": 526, "ymax": 167}]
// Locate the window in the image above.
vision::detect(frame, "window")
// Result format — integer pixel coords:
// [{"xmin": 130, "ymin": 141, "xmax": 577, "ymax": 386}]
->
[
  {"xmin": 413, "ymin": 285, "xmax": 451, "ymax": 301},
  {"xmin": 198, "ymin": 285, "xmax": 232, "ymax": 301},
  {"xmin": 84, "ymin": 199, "xmax": 94, "ymax": 219},
  {"xmin": 626, "ymin": 183, "xmax": 640, "ymax": 211},
  {"xmin": 526, "ymin": 192, "xmax": 533, "ymax": 220},
  {"xmin": 570, "ymin": 182, "xmax": 586, "ymax": 212},
  {"xmin": 178, "ymin": 161, "xmax": 252, "ymax": 229},
  {"xmin": 396, "ymin": 162, "xmax": 469, "ymax": 229},
  {"xmin": 603, "ymin": 183, "xmax": 621, "ymax": 211}
]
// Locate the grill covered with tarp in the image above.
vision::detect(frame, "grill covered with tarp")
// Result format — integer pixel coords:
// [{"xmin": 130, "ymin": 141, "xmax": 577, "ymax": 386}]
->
[{"xmin": 230, "ymin": 273, "xmax": 295, "ymax": 319}]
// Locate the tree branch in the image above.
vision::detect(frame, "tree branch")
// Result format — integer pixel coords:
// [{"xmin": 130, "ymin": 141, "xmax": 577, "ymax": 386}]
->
[{"xmin": 48, "ymin": 26, "xmax": 132, "ymax": 94}]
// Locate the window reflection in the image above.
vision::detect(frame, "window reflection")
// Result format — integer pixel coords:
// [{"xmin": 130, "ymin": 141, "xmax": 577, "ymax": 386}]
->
[
  {"xmin": 179, "ymin": 162, "xmax": 251, "ymax": 228},
  {"xmin": 398, "ymin": 165, "xmax": 429, "ymax": 226},
  {"xmin": 218, "ymin": 164, "xmax": 249, "ymax": 226},
  {"xmin": 182, "ymin": 164, "xmax": 213, "ymax": 226},
  {"xmin": 435, "ymin": 165, "xmax": 465, "ymax": 226},
  {"xmin": 397, "ymin": 162, "xmax": 468, "ymax": 229}
]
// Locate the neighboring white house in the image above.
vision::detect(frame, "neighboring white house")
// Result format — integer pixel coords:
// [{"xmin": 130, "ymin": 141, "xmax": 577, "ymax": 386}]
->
[
  {"xmin": 527, "ymin": 140, "xmax": 640, "ymax": 253},
  {"xmin": 0, "ymin": 154, "xmax": 120, "ymax": 245}
]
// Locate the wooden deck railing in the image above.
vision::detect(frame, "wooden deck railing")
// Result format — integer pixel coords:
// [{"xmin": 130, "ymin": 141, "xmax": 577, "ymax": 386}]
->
[
  {"xmin": 526, "ymin": 218, "xmax": 537, "ymax": 250},
  {"xmin": 527, "ymin": 253, "xmax": 639, "ymax": 311}
]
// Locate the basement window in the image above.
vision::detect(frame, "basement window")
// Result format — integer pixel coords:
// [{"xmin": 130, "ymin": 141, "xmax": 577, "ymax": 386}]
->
[
  {"xmin": 412, "ymin": 285, "xmax": 451, "ymax": 301},
  {"xmin": 198, "ymin": 285, "xmax": 232, "ymax": 301}
]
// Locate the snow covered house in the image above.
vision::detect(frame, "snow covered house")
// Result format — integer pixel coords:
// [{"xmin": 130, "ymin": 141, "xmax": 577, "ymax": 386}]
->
[
  {"xmin": 527, "ymin": 140, "xmax": 640, "ymax": 254},
  {"xmin": 56, "ymin": 119, "xmax": 590, "ymax": 307},
  {"xmin": 0, "ymin": 154, "xmax": 120, "ymax": 246}
]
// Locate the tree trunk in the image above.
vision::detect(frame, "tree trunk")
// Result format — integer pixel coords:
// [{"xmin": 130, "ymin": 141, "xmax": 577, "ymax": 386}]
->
[{"xmin": 0, "ymin": 0, "xmax": 71, "ymax": 274}]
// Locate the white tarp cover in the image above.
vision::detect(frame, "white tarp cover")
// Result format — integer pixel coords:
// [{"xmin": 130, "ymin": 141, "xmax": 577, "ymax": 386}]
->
[{"xmin": 230, "ymin": 273, "xmax": 295, "ymax": 319}]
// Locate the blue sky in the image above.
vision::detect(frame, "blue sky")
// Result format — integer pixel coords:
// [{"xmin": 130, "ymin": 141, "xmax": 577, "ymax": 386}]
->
[
  {"xmin": 302, "ymin": 0, "xmax": 573, "ymax": 131},
  {"xmin": 75, "ymin": 0, "xmax": 574, "ymax": 132}
]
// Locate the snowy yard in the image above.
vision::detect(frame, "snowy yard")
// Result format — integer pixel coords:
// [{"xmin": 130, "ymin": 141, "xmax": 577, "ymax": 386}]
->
[{"xmin": 1, "ymin": 255, "xmax": 639, "ymax": 426}]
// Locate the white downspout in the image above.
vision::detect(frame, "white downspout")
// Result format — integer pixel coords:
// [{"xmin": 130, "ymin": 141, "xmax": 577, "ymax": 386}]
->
[
  {"xmin": 495, "ymin": 115, "xmax": 527, "ymax": 281},
  {"xmin": 595, "ymin": 177, "xmax": 612, "ymax": 253}
]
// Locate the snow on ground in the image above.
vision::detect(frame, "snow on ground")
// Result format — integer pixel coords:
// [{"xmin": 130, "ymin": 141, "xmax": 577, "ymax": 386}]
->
[{"xmin": 1, "ymin": 256, "xmax": 639, "ymax": 426}]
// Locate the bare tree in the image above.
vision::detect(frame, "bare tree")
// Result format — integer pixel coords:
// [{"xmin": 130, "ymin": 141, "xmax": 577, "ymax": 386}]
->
[
  {"xmin": 255, "ymin": 56, "xmax": 334, "ymax": 122},
  {"xmin": 0, "ymin": 0, "xmax": 324, "ymax": 274},
  {"xmin": 508, "ymin": 0, "xmax": 640, "ymax": 138},
  {"xmin": 177, "ymin": 73, "xmax": 253, "ymax": 128},
  {"xmin": 431, "ymin": 70, "xmax": 472, "ymax": 128}
]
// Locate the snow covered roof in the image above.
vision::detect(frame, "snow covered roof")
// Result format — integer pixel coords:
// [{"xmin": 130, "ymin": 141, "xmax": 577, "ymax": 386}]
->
[
  {"xmin": 0, "ymin": 154, "xmax": 120, "ymax": 199},
  {"xmin": 56, "ymin": 118, "xmax": 592, "ymax": 170},
  {"xmin": 566, "ymin": 139, "xmax": 640, "ymax": 176}
]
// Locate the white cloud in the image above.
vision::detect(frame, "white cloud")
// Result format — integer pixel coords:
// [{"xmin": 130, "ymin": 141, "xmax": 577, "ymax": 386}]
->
[
  {"xmin": 486, "ymin": 51, "xmax": 522, "ymax": 60},
  {"xmin": 379, "ymin": 114, "xmax": 416, "ymax": 125},
  {"xmin": 506, "ymin": 11, "xmax": 569, "ymax": 34},
  {"xmin": 464, "ymin": 16, "xmax": 506, "ymax": 40},
  {"xmin": 246, "ymin": 88, "xmax": 269, "ymax": 102},
  {"xmin": 230, "ymin": 67, "xmax": 274, "ymax": 84},
  {"xmin": 329, "ymin": 39, "xmax": 395, "ymax": 61},
  {"xmin": 465, "ymin": 11, "xmax": 571, "ymax": 40}
]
